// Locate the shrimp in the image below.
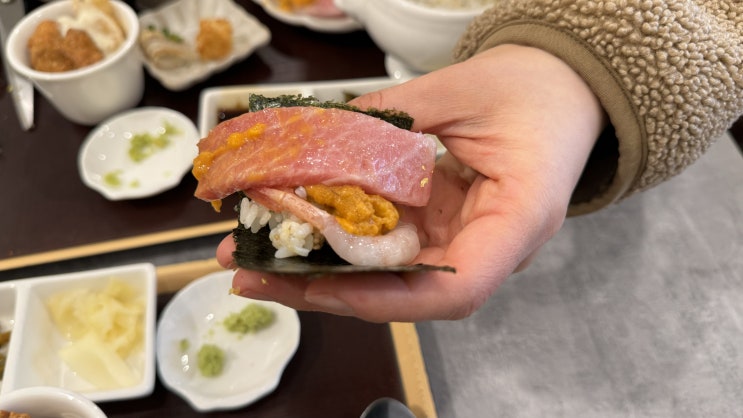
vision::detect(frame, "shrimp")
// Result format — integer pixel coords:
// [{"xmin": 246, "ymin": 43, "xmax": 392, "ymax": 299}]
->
[{"xmin": 246, "ymin": 187, "xmax": 420, "ymax": 266}]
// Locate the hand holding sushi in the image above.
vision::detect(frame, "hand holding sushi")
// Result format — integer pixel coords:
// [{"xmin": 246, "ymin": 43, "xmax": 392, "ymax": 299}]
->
[{"xmin": 216, "ymin": 45, "xmax": 606, "ymax": 321}]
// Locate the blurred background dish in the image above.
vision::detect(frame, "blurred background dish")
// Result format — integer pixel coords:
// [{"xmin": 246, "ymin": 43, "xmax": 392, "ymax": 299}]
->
[
  {"xmin": 156, "ymin": 270, "xmax": 300, "ymax": 412},
  {"xmin": 0, "ymin": 263, "xmax": 157, "ymax": 403},
  {"xmin": 5, "ymin": 0, "xmax": 144, "ymax": 125},
  {"xmin": 77, "ymin": 107, "xmax": 200, "ymax": 200},
  {"xmin": 138, "ymin": 0, "xmax": 271, "ymax": 91},
  {"xmin": 252, "ymin": 0, "xmax": 362, "ymax": 33},
  {"xmin": 0, "ymin": 386, "xmax": 107, "ymax": 418},
  {"xmin": 335, "ymin": 0, "xmax": 490, "ymax": 73},
  {"xmin": 385, "ymin": 55, "xmax": 423, "ymax": 80}
]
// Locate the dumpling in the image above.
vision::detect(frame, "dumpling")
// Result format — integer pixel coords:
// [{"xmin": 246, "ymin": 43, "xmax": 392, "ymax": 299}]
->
[{"xmin": 139, "ymin": 27, "xmax": 198, "ymax": 70}]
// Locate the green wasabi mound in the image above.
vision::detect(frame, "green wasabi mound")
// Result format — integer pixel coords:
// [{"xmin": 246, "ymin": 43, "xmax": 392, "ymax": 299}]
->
[
  {"xmin": 197, "ymin": 344, "xmax": 225, "ymax": 377},
  {"xmin": 224, "ymin": 304, "xmax": 276, "ymax": 334}
]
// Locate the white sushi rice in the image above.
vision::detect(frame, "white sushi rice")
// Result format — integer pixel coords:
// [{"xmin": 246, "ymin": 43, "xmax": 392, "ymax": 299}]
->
[
  {"xmin": 269, "ymin": 220, "xmax": 316, "ymax": 258},
  {"xmin": 239, "ymin": 197, "xmax": 323, "ymax": 259}
]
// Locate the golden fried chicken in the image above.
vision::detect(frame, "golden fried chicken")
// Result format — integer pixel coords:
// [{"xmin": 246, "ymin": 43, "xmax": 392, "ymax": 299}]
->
[
  {"xmin": 27, "ymin": 20, "xmax": 75, "ymax": 72},
  {"xmin": 63, "ymin": 28, "xmax": 104, "ymax": 68},
  {"xmin": 196, "ymin": 19, "xmax": 232, "ymax": 61},
  {"xmin": 27, "ymin": 19, "xmax": 104, "ymax": 72}
]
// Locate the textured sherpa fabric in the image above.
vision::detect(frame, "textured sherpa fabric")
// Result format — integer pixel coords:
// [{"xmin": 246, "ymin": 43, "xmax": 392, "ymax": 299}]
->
[{"xmin": 454, "ymin": 1, "xmax": 743, "ymax": 215}]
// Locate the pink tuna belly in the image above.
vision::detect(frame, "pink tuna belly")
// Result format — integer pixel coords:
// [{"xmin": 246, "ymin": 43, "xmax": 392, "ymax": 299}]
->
[{"xmin": 194, "ymin": 107, "xmax": 436, "ymax": 207}]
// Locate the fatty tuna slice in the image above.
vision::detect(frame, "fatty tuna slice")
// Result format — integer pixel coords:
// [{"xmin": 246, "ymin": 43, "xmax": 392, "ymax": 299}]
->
[{"xmin": 193, "ymin": 106, "xmax": 436, "ymax": 207}]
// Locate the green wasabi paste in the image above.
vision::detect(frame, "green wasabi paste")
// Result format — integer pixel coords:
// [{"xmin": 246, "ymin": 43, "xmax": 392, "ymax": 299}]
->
[
  {"xmin": 128, "ymin": 120, "xmax": 180, "ymax": 163},
  {"xmin": 103, "ymin": 170, "xmax": 123, "ymax": 187},
  {"xmin": 197, "ymin": 344, "xmax": 224, "ymax": 377},
  {"xmin": 224, "ymin": 304, "xmax": 275, "ymax": 334}
]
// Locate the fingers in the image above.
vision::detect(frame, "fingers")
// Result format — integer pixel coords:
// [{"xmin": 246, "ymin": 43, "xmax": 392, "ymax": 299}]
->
[
  {"xmin": 224, "ymin": 216, "xmax": 525, "ymax": 322},
  {"xmin": 348, "ymin": 66, "xmax": 474, "ymax": 133},
  {"xmin": 216, "ymin": 234, "xmax": 236, "ymax": 269}
]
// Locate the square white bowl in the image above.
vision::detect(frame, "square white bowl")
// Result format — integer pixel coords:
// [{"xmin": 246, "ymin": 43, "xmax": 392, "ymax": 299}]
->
[
  {"xmin": 197, "ymin": 77, "xmax": 405, "ymax": 137},
  {"xmin": 138, "ymin": 0, "xmax": 271, "ymax": 91},
  {"xmin": 0, "ymin": 263, "xmax": 157, "ymax": 402}
]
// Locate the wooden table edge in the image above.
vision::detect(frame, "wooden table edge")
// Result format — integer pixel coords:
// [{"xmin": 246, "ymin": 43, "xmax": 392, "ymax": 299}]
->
[{"xmin": 0, "ymin": 220, "xmax": 236, "ymax": 272}]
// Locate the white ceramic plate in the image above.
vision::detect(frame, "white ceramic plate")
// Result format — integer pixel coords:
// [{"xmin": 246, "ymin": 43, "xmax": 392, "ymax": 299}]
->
[
  {"xmin": 252, "ymin": 0, "xmax": 362, "ymax": 33},
  {"xmin": 139, "ymin": 0, "xmax": 271, "ymax": 91},
  {"xmin": 78, "ymin": 107, "xmax": 200, "ymax": 200},
  {"xmin": 0, "ymin": 263, "xmax": 157, "ymax": 402},
  {"xmin": 156, "ymin": 270, "xmax": 300, "ymax": 412}
]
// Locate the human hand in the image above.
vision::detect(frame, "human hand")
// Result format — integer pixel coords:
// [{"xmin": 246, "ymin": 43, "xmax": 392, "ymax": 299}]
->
[{"xmin": 217, "ymin": 44, "xmax": 606, "ymax": 322}]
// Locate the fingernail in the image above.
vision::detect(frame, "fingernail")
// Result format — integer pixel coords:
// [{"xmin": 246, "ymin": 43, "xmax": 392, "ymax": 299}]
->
[{"xmin": 306, "ymin": 294, "xmax": 354, "ymax": 315}]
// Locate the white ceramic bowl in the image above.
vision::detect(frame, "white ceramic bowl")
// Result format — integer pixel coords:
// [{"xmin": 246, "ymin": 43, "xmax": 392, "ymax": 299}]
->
[
  {"xmin": 5, "ymin": 0, "xmax": 144, "ymax": 125},
  {"xmin": 77, "ymin": 107, "xmax": 200, "ymax": 200},
  {"xmin": 334, "ymin": 0, "xmax": 487, "ymax": 73},
  {"xmin": 157, "ymin": 270, "xmax": 300, "ymax": 412},
  {"xmin": 0, "ymin": 264, "xmax": 157, "ymax": 402},
  {"xmin": 0, "ymin": 386, "xmax": 107, "ymax": 418}
]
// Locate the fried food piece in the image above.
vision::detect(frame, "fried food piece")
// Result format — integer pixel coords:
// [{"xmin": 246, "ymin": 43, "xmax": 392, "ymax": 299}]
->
[
  {"xmin": 26, "ymin": 19, "xmax": 104, "ymax": 72},
  {"xmin": 28, "ymin": 20, "xmax": 75, "ymax": 72},
  {"xmin": 0, "ymin": 411, "xmax": 32, "ymax": 418},
  {"xmin": 28, "ymin": 19, "xmax": 62, "ymax": 47},
  {"xmin": 63, "ymin": 28, "xmax": 104, "ymax": 68},
  {"xmin": 196, "ymin": 19, "xmax": 232, "ymax": 61}
]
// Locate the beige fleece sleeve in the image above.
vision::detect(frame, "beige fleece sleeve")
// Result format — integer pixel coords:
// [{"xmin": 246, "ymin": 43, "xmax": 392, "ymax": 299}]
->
[{"xmin": 453, "ymin": 1, "xmax": 743, "ymax": 215}]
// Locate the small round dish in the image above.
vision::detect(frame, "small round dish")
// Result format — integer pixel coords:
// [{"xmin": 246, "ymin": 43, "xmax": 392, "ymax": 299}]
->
[
  {"xmin": 0, "ymin": 387, "xmax": 107, "ymax": 418},
  {"xmin": 78, "ymin": 107, "xmax": 199, "ymax": 200},
  {"xmin": 253, "ymin": 0, "xmax": 362, "ymax": 33},
  {"xmin": 156, "ymin": 270, "xmax": 300, "ymax": 412}
]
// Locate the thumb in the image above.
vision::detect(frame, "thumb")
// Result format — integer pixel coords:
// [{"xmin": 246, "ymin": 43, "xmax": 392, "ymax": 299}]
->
[{"xmin": 348, "ymin": 75, "xmax": 454, "ymax": 132}]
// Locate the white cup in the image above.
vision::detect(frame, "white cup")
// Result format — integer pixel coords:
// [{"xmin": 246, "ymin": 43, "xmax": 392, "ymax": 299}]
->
[
  {"xmin": 335, "ymin": 0, "xmax": 486, "ymax": 74},
  {"xmin": 5, "ymin": 0, "xmax": 144, "ymax": 126},
  {"xmin": 0, "ymin": 386, "xmax": 107, "ymax": 418}
]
